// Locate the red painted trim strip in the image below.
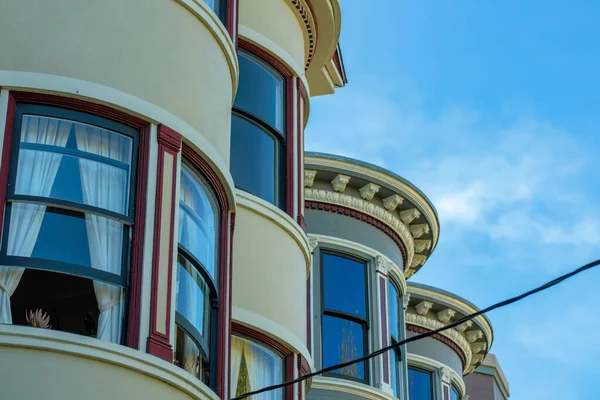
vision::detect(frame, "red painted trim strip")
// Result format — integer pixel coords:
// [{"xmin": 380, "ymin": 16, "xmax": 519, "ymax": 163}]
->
[
  {"xmin": 238, "ymin": 40, "xmax": 293, "ymax": 78},
  {"xmin": 285, "ymin": 78, "xmax": 295, "ymax": 217},
  {"xmin": 444, "ymin": 384, "xmax": 450, "ymax": 400},
  {"xmin": 305, "ymin": 201, "xmax": 408, "ymax": 266},
  {"xmin": 306, "ymin": 272, "xmax": 311, "ymax": 353},
  {"xmin": 228, "ymin": 213, "xmax": 236, "ymax": 400},
  {"xmin": 379, "ymin": 276, "xmax": 390, "ymax": 384},
  {"xmin": 296, "ymin": 80, "xmax": 306, "ymax": 231},
  {"xmin": 0, "ymin": 93, "xmax": 17, "ymax": 233},
  {"xmin": 182, "ymin": 143, "xmax": 232, "ymax": 398},
  {"xmin": 406, "ymin": 324, "xmax": 468, "ymax": 368},
  {"xmin": 127, "ymin": 125, "xmax": 150, "ymax": 349},
  {"xmin": 297, "ymin": 354, "xmax": 310, "ymax": 400},
  {"xmin": 146, "ymin": 125, "xmax": 182, "ymax": 362}
]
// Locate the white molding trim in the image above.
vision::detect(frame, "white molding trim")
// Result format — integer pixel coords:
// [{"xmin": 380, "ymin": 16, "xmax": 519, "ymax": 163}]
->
[
  {"xmin": 308, "ymin": 234, "xmax": 407, "ymax": 295},
  {"xmin": 0, "ymin": 325, "xmax": 219, "ymax": 400},
  {"xmin": 305, "ymin": 188, "xmax": 417, "ymax": 271},
  {"xmin": 0, "ymin": 75, "xmax": 237, "ymax": 210},
  {"xmin": 311, "ymin": 376, "xmax": 398, "ymax": 400},
  {"xmin": 173, "ymin": 0, "xmax": 239, "ymax": 100},
  {"xmin": 232, "ymin": 306, "xmax": 314, "ymax": 372},
  {"xmin": 407, "ymin": 353, "xmax": 466, "ymax": 396},
  {"xmin": 236, "ymin": 189, "xmax": 311, "ymax": 274}
]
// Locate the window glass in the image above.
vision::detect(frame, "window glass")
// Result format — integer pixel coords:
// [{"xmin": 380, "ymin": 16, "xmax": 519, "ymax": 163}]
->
[
  {"xmin": 322, "ymin": 253, "xmax": 366, "ymax": 317},
  {"xmin": 6, "ymin": 203, "xmax": 123, "ymax": 277},
  {"xmin": 174, "ymin": 325, "xmax": 210, "ymax": 385},
  {"xmin": 408, "ymin": 368, "xmax": 433, "ymax": 400},
  {"xmin": 176, "ymin": 257, "xmax": 211, "ymax": 337},
  {"xmin": 391, "ymin": 348, "xmax": 399, "ymax": 397},
  {"xmin": 231, "ymin": 335, "xmax": 283, "ymax": 399},
  {"xmin": 179, "ymin": 164, "xmax": 217, "ymax": 278},
  {"xmin": 388, "ymin": 281, "xmax": 399, "ymax": 340},
  {"xmin": 451, "ymin": 386, "xmax": 460, "ymax": 400},
  {"xmin": 230, "ymin": 114, "xmax": 278, "ymax": 205},
  {"xmin": 15, "ymin": 115, "xmax": 132, "ymax": 216},
  {"xmin": 235, "ymin": 52, "xmax": 284, "ymax": 132},
  {"xmin": 322, "ymin": 315, "xmax": 365, "ymax": 380}
]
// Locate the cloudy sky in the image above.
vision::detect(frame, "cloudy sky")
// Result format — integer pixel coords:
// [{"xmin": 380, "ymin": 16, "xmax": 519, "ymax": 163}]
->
[{"xmin": 306, "ymin": 1, "xmax": 600, "ymax": 399}]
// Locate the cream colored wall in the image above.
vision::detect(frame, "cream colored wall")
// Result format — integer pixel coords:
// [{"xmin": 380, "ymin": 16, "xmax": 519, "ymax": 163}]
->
[
  {"xmin": 232, "ymin": 191, "xmax": 310, "ymax": 355},
  {"xmin": 0, "ymin": 0, "xmax": 236, "ymax": 165},
  {"xmin": 239, "ymin": 0, "xmax": 306, "ymax": 72},
  {"xmin": 0, "ymin": 326, "xmax": 218, "ymax": 400}
]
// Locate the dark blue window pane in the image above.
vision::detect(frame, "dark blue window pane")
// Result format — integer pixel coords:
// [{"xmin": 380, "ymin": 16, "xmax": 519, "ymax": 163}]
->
[
  {"xmin": 451, "ymin": 387, "xmax": 459, "ymax": 400},
  {"xmin": 388, "ymin": 281, "xmax": 399, "ymax": 340},
  {"xmin": 408, "ymin": 368, "xmax": 433, "ymax": 400},
  {"xmin": 230, "ymin": 115, "xmax": 277, "ymax": 204},
  {"xmin": 176, "ymin": 259, "xmax": 210, "ymax": 336},
  {"xmin": 391, "ymin": 349, "xmax": 399, "ymax": 397},
  {"xmin": 235, "ymin": 52, "xmax": 284, "ymax": 132},
  {"xmin": 322, "ymin": 253, "xmax": 366, "ymax": 317},
  {"xmin": 322, "ymin": 315, "xmax": 365, "ymax": 380}
]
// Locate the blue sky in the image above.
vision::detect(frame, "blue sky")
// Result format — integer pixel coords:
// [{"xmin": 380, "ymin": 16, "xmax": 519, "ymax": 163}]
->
[{"xmin": 306, "ymin": 2, "xmax": 600, "ymax": 399}]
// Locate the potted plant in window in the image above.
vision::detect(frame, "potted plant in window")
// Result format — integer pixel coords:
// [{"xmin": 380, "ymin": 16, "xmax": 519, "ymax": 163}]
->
[{"xmin": 25, "ymin": 309, "xmax": 51, "ymax": 329}]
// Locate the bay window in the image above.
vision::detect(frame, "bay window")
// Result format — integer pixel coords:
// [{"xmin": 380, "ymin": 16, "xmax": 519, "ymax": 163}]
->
[
  {"xmin": 408, "ymin": 367, "xmax": 434, "ymax": 400},
  {"xmin": 230, "ymin": 334, "xmax": 284, "ymax": 399},
  {"xmin": 321, "ymin": 252, "xmax": 369, "ymax": 381},
  {"xmin": 174, "ymin": 162, "xmax": 220, "ymax": 387},
  {"xmin": 0, "ymin": 104, "xmax": 139, "ymax": 344},
  {"xmin": 231, "ymin": 50, "xmax": 286, "ymax": 209},
  {"xmin": 388, "ymin": 280, "xmax": 401, "ymax": 397}
]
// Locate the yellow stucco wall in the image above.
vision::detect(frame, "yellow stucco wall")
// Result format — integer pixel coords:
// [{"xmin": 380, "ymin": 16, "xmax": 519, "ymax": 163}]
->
[
  {"xmin": 239, "ymin": 0, "xmax": 306, "ymax": 71},
  {"xmin": 0, "ymin": 0, "xmax": 236, "ymax": 165},
  {"xmin": 232, "ymin": 192, "xmax": 310, "ymax": 353}
]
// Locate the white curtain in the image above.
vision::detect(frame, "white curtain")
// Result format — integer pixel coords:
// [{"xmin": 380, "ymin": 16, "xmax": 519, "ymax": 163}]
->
[
  {"xmin": 230, "ymin": 336, "xmax": 252, "ymax": 396},
  {"xmin": 75, "ymin": 124, "xmax": 130, "ymax": 343},
  {"xmin": 249, "ymin": 346, "xmax": 281, "ymax": 400},
  {"xmin": 180, "ymin": 332, "xmax": 200, "ymax": 377},
  {"xmin": 0, "ymin": 116, "xmax": 71, "ymax": 324}
]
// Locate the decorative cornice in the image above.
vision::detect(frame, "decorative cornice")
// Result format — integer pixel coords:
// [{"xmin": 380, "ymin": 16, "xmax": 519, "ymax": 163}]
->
[
  {"xmin": 305, "ymin": 188, "xmax": 416, "ymax": 270},
  {"xmin": 410, "ymin": 224, "xmax": 430, "ymax": 238},
  {"xmin": 411, "ymin": 254, "xmax": 427, "ymax": 269},
  {"xmin": 288, "ymin": 0, "xmax": 316, "ymax": 71},
  {"xmin": 470, "ymin": 342, "xmax": 487, "ymax": 354},
  {"xmin": 399, "ymin": 208, "xmax": 421, "ymax": 224},
  {"xmin": 402, "ymin": 294, "xmax": 411, "ymax": 310},
  {"xmin": 437, "ymin": 308, "xmax": 456, "ymax": 323},
  {"xmin": 414, "ymin": 240, "xmax": 432, "ymax": 253},
  {"xmin": 415, "ymin": 301, "xmax": 433, "ymax": 316},
  {"xmin": 375, "ymin": 255, "xmax": 392, "ymax": 275},
  {"xmin": 406, "ymin": 313, "xmax": 473, "ymax": 369},
  {"xmin": 439, "ymin": 367, "xmax": 452, "ymax": 384},
  {"xmin": 466, "ymin": 330, "xmax": 483, "ymax": 343},
  {"xmin": 359, "ymin": 183, "xmax": 381, "ymax": 200},
  {"xmin": 382, "ymin": 194, "xmax": 404, "ymax": 211},
  {"xmin": 331, "ymin": 174, "xmax": 351, "ymax": 192},
  {"xmin": 305, "ymin": 169, "xmax": 317, "ymax": 187},
  {"xmin": 455, "ymin": 321, "xmax": 473, "ymax": 332},
  {"xmin": 308, "ymin": 237, "xmax": 319, "ymax": 252}
]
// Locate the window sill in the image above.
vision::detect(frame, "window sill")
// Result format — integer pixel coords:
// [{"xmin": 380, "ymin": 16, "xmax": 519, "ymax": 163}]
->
[
  {"xmin": 0, "ymin": 324, "xmax": 219, "ymax": 400},
  {"xmin": 311, "ymin": 376, "xmax": 398, "ymax": 400}
]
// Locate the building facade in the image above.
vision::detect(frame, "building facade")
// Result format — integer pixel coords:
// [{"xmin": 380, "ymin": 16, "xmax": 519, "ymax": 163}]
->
[{"xmin": 0, "ymin": 1, "xmax": 508, "ymax": 400}]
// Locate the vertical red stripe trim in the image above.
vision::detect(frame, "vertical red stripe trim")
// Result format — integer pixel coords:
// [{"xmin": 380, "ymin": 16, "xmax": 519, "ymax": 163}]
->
[
  {"xmin": 285, "ymin": 77, "xmax": 295, "ymax": 217},
  {"xmin": 444, "ymin": 385, "xmax": 450, "ymax": 400},
  {"xmin": 296, "ymin": 80, "xmax": 306, "ymax": 230},
  {"xmin": 306, "ymin": 271, "xmax": 311, "ymax": 353},
  {"xmin": 227, "ymin": 213, "xmax": 236, "ymax": 400},
  {"xmin": 146, "ymin": 125, "xmax": 181, "ymax": 362},
  {"xmin": 379, "ymin": 275, "xmax": 390, "ymax": 384}
]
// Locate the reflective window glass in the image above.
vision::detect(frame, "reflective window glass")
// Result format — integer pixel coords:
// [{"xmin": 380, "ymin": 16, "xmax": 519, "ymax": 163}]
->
[
  {"xmin": 176, "ymin": 257, "xmax": 211, "ymax": 337},
  {"xmin": 322, "ymin": 253, "xmax": 366, "ymax": 317},
  {"xmin": 322, "ymin": 315, "xmax": 365, "ymax": 380},
  {"xmin": 230, "ymin": 114, "xmax": 278, "ymax": 205},
  {"xmin": 388, "ymin": 281, "xmax": 399, "ymax": 340},
  {"xmin": 408, "ymin": 368, "xmax": 433, "ymax": 400}
]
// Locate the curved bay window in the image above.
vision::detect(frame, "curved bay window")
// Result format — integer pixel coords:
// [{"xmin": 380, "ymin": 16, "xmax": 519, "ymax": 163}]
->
[
  {"xmin": 408, "ymin": 367, "xmax": 433, "ymax": 400},
  {"xmin": 231, "ymin": 334, "xmax": 284, "ymax": 399},
  {"xmin": 321, "ymin": 252, "xmax": 369, "ymax": 382},
  {"xmin": 231, "ymin": 50, "xmax": 286, "ymax": 209},
  {"xmin": 388, "ymin": 280, "xmax": 401, "ymax": 396},
  {"xmin": 174, "ymin": 162, "xmax": 220, "ymax": 387},
  {"xmin": 0, "ymin": 104, "xmax": 138, "ymax": 344}
]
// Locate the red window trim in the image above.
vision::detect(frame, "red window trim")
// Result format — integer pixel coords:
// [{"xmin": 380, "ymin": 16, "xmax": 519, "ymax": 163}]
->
[
  {"xmin": 0, "ymin": 90, "xmax": 150, "ymax": 350},
  {"xmin": 237, "ymin": 40, "xmax": 305, "ymax": 224},
  {"xmin": 182, "ymin": 142, "xmax": 232, "ymax": 399},
  {"xmin": 232, "ymin": 322, "xmax": 295, "ymax": 400}
]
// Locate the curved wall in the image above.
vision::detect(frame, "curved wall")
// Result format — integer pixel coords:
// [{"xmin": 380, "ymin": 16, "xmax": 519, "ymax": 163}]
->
[
  {"xmin": 239, "ymin": 0, "xmax": 307, "ymax": 73},
  {"xmin": 305, "ymin": 208, "xmax": 404, "ymax": 269},
  {"xmin": 0, "ymin": 0, "xmax": 236, "ymax": 165},
  {"xmin": 231, "ymin": 191, "xmax": 311, "ymax": 356},
  {"xmin": 406, "ymin": 332, "xmax": 463, "ymax": 376}
]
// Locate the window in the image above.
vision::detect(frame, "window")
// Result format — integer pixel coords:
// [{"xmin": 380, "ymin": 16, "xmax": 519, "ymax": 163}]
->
[
  {"xmin": 388, "ymin": 281, "xmax": 401, "ymax": 396},
  {"xmin": 231, "ymin": 50, "xmax": 286, "ymax": 209},
  {"xmin": 231, "ymin": 335, "xmax": 284, "ymax": 399},
  {"xmin": 321, "ymin": 252, "xmax": 369, "ymax": 381},
  {"xmin": 0, "ymin": 105, "xmax": 138, "ymax": 344},
  {"xmin": 408, "ymin": 367, "xmax": 433, "ymax": 400},
  {"xmin": 174, "ymin": 163, "xmax": 220, "ymax": 387},
  {"xmin": 451, "ymin": 385, "xmax": 460, "ymax": 400},
  {"xmin": 202, "ymin": 0, "xmax": 227, "ymax": 26}
]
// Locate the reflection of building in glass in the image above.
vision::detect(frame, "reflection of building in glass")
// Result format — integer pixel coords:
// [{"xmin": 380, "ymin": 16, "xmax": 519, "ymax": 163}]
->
[{"xmin": 0, "ymin": 1, "xmax": 509, "ymax": 400}]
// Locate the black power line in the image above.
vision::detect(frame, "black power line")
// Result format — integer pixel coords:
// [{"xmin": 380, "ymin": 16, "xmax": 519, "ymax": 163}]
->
[{"xmin": 231, "ymin": 257, "xmax": 600, "ymax": 400}]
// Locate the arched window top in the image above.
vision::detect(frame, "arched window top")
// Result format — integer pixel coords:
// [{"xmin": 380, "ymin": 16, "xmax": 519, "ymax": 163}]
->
[{"xmin": 178, "ymin": 163, "xmax": 220, "ymax": 280}]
